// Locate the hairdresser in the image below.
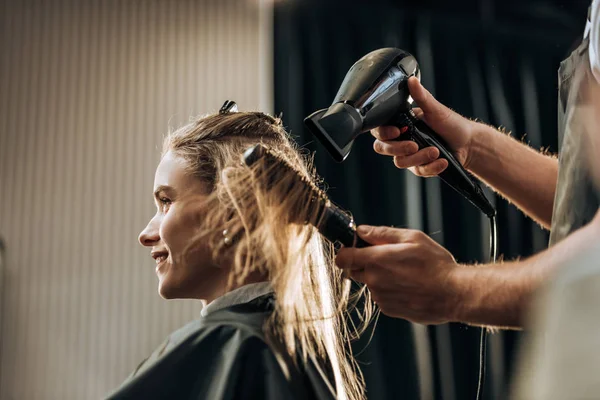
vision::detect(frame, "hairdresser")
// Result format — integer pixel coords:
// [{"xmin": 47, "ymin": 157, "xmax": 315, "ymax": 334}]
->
[
  {"xmin": 512, "ymin": 81, "xmax": 600, "ymax": 398},
  {"xmin": 336, "ymin": 2, "xmax": 600, "ymax": 328}
]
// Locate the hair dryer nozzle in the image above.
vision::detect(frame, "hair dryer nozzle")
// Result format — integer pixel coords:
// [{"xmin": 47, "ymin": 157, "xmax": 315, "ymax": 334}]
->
[{"xmin": 304, "ymin": 104, "xmax": 363, "ymax": 162}]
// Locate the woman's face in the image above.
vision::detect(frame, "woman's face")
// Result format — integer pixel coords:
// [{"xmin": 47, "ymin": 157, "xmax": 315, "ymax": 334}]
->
[{"xmin": 138, "ymin": 150, "xmax": 229, "ymax": 301}]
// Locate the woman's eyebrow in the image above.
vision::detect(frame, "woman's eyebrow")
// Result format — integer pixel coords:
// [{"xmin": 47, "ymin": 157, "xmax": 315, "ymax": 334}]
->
[{"xmin": 153, "ymin": 185, "xmax": 174, "ymax": 199}]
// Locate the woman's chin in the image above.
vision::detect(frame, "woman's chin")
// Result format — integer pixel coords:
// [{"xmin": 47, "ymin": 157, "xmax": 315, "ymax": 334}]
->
[
  {"xmin": 157, "ymin": 268, "xmax": 177, "ymax": 299},
  {"xmin": 157, "ymin": 271, "xmax": 194, "ymax": 299},
  {"xmin": 158, "ymin": 278, "xmax": 173, "ymax": 300},
  {"xmin": 158, "ymin": 286, "xmax": 175, "ymax": 299},
  {"xmin": 157, "ymin": 278, "xmax": 181, "ymax": 299}
]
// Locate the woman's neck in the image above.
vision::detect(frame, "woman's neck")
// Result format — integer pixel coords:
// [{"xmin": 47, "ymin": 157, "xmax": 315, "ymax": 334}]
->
[
  {"xmin": 200, "ymin": 281, "xmax": 273, "ymax": 317},
  {"xmin": 199, "ymin": 269, "xmax": 269, "ymax": 306}
]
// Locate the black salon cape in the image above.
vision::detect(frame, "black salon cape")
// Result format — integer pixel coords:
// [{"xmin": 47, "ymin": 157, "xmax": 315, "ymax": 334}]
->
[{"xmin": 105, "ymin": 295, "xmax": 337, "ymax": 400}]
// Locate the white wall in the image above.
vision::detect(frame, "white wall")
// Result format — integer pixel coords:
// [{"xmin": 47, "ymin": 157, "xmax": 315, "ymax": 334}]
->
[{"xmin": 0, "ymin": 0, "xmax": 272, "ymax": 398}]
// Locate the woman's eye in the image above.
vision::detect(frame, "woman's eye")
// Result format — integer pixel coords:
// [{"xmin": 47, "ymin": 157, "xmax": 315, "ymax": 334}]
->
[{"xmin": 159, "ymin": 198, "xmax": 172, "ymax": 210}]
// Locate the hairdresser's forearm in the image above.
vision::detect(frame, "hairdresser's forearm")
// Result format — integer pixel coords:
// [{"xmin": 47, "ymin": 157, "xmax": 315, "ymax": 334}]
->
[
  {"xmin": 467, "ymin": 123, "xmax": 558, "ymax": 229},
  {"xmin": 453, "ymin": 213, "xmax": 600, "ymax": 328}
]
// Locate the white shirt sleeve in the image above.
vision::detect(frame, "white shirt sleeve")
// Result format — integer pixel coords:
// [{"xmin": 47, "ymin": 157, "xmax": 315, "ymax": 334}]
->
[{"xmin": 589, "ymin": 0, "xmax": 600, "ymax": 82}]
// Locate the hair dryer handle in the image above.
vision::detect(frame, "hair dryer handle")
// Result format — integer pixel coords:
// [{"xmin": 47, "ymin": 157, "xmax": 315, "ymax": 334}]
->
[{"xmin": 397, "ymin": 114, "xmax": 496, "ymax": 217}]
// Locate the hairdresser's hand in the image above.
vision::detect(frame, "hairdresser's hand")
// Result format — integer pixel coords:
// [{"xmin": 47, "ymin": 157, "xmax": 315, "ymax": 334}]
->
[
  {"xmin": 336, "ymin": 225, "xmax": 464, "ymax": 325},
  {"xmin": 372, "ymin": 77, "xmax": 479, "ymax": 176}
]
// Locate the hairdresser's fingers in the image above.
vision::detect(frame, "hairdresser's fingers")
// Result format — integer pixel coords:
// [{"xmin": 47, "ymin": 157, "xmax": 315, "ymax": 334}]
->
[
  {"xmin": 348, "ymin": 268, "xmax": 366, "ymax": 284},
  {"xmin": 371, "ymin": 108, "xmax": 423, "ymax": 141},
  {"xmin": 393, "ymin": 147, "xmax": 440, "ymax": 169},
  {"xmin": 350, "ymin": 269, "xmax": 389, "ymax": 289},
  {"xmin": 373, "ymin": 139, "xmax": 419, "ymax": 157},
  {"xmin": 335, "ymin": 243, "xmax": 415, "ymax": 271},
  {"xmin": 356, "ymin": 225, "xmax": 429, "ymax": 246},
  {"xmin": 410, "ymin": 158, "xmax": 449, "ymax": 177},
  {"xmin": 412, "ymin": 107, "xmax": 424, "ymax": 120},
  {"xmin": 353, "ymin": 267, "xmax": 417, "ymax": 294},
  {"xmin": 335, "ymin": 248, "xmax": 370, "ymax": 271},
  {"xmin": 348, "ymin": 267, "xmax": 391, "ymax": 290},
  {"xmin": 371, "ymin": 126, "xmax": 402, "ymax": 141}
]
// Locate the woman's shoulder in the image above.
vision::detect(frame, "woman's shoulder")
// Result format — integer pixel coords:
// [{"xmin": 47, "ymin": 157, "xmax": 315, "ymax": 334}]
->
[
  {"xmin": 107, "ymin": 295, "xmax": 338, "ymax": 400},
  {"xmin": 171, "ymin": 310, "xmax": 267, "ymax": 348},
  {"xmin": 165, "ymin": 292, "xmax": 275, "ymax": 349},
  {"xmin": 106, "ymin": 308, "xmax": 298, "ymax": 400}
]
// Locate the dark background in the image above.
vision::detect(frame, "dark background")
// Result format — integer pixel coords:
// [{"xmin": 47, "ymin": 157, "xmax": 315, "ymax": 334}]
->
[{"xmin": 273, "ymin": 0, "xmax": 590, "ymax": 399}]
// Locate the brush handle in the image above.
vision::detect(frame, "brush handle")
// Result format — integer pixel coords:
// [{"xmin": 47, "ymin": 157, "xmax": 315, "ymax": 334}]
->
[{"xmin": 318, "ymin": 206, "xmax": 369, "ymax": 248}]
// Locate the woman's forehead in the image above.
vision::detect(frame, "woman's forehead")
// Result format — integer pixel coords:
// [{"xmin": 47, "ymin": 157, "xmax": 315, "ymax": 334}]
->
[{"xmin": 154, "ymin": 151, "xmax": 206, "ymax": 193}]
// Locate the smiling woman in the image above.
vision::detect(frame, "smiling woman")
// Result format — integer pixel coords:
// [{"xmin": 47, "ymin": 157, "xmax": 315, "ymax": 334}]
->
[
  {"xmin": 105, "ymin": 104, "xmax": 372, "ymax": 400},
  {"xmin": 139, "ymin": 152, "xmax": 231, "ymax": 302}
]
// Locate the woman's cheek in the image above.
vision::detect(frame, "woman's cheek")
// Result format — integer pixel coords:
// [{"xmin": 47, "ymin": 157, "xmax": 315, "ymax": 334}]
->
[
  {"xmin": 164, "ymin": 207, "xmax": 198, "ymax": 253},
  {"xmin": 159, "ymin": 211, "xmax": 180, "ymax": 249}
]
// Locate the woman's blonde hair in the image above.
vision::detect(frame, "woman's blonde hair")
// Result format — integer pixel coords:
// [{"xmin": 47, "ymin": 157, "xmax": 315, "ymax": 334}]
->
[{"xmin": 163, "ymin": 110, "xmax": 371, "ymax": 400}]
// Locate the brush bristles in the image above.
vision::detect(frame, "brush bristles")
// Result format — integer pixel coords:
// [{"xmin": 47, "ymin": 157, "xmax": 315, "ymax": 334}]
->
[{"xmin": 242, "ymin": 144, "xmax": 330, "ymax": 227}]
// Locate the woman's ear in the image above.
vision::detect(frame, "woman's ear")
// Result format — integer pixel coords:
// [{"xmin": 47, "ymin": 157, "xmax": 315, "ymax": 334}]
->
[{"xmin": 221, "ymin": 166, "xmax": 236, "ymax": 183}]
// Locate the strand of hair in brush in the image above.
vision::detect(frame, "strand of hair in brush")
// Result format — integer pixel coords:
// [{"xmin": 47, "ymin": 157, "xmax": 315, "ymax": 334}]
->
[{"xmin": 242, "ymin": 144, "xmax": 369, "ymax": 248}]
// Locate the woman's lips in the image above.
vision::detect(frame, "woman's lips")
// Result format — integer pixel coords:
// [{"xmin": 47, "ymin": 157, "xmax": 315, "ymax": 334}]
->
[
  {"xmin": 155, "ymin": 257, "xmax": 168, "ymax": 274},
  {"xmin": 151, "ymin": 251, "xmax": 169, "ymax": 274}
]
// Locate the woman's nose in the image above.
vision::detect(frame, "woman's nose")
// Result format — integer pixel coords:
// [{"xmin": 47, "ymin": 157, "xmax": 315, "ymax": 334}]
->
[{"xmin": 138, "ymin": 218, "xmax": 160, "ymax": 247}]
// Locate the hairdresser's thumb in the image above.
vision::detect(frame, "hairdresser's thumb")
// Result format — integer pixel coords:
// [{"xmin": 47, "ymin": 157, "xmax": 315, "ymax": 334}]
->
[
  {"xmin": 357, "ymin": 225, "xmax": 404, "ymax": 245},
  {"xmin": 407, "ymin": 77, "xmax": 437, "ymax": 113}
]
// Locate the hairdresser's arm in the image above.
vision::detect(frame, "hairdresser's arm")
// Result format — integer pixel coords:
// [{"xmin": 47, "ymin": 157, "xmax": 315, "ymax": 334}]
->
[
  {"xmin": 467, "ymin": 123, "xmax": 558, "ymax": 229},
  {"xmin": 335, "ymin": 210, "xmax": 600, "ymax": 328},
  {"xmin": 456, "ymin": 212, "xmax": 598, "ymax": 327},
  {"xmin": 373, "ymin": 77, "xmax": 557, "ymax": 229}
]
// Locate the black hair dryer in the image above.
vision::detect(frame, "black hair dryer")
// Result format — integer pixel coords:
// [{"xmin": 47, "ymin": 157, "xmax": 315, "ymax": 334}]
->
[{"xmin": 304, "ymin": 48, "xmax": 495, "ymax": 218}]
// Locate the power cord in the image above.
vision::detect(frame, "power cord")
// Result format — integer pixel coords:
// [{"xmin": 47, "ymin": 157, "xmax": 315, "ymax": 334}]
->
[{"xmin": 476, "ymin": 214, "xmax": 498, "ymax": 400}]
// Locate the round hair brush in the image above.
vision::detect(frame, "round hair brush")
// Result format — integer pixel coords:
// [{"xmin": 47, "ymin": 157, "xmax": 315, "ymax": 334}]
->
[{"xmin": 242, "ymin": 144, "xmax": 368, "ymax": 249}]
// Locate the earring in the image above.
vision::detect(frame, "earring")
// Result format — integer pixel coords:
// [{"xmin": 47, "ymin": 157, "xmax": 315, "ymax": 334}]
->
[{"xmin": 223, "ymin": 229, "xmax": 232, "ymax": 245}]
